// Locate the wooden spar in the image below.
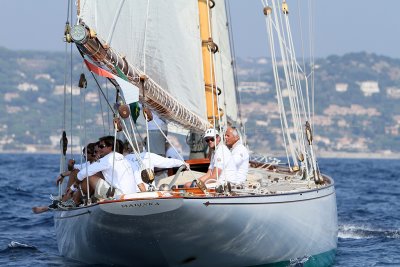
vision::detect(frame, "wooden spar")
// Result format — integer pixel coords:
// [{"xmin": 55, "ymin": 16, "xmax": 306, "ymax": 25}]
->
[
  {"xmin": 69, "ymin": 24, "xmax": 209, "ymax": 133},
  {"xmin": 198, "ymin": 0, "xmax": 220, "ymax": 125}
]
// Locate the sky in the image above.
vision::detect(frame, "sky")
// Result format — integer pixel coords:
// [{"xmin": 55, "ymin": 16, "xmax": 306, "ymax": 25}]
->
[{"xmin": 1, "ymin": 0, "xmax": 400, "ymax": 59}]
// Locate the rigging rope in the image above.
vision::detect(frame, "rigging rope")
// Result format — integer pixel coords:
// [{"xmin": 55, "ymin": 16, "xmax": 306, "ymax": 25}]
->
[
  {"xmin": 59, "ymin": 0, "xmax": 72, "ymax": 198},
  {"xmin": 206, "ymin": 0, "xmax": 222, "ymax": 184},
  {"xmin": 69, "ymin": 0, "xmax": 74, "ymax": 157},
  {"xmin": 81, "ymin": 84, "xmax": 91, "ymax": 204},
  {"xmin": 109, "ymin": 129, "xmax": 118, "ymax": 196},
  {"xmin": 262, "ymin": 0, "xmax": 320, "ymax": 178},
  {"xmin": 149, "ymin": 118, "xmax": 198, "ymax": 182},
  {"xmin": 97, "ymin": 78, "xmax": 106, "ymax": 136},
  {"xmin": 143, "ymin": 0, "xmax": 151, "ymax": 74},
  {"xmin": 106, "ymin": 0, "xmax": 125, "ymax": 46},
  {"xmin": 263, "ymin": 1, "xmax": 292, "ymax": 168},
  {"xmin": 225, "ymin": 0, "xmax": 247, "ymax": 145},
  {"xmin": 143, "ymin": 110, "xmax": 153, "ymax": 171}
]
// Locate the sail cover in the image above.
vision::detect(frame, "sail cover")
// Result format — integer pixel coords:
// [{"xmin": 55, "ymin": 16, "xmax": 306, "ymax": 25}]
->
[
  {"xmin": 78, "ymin": 0, "xmax": 207, "ymax": 121},
  {"xmin": 211, "ymin": 0, "xmax": 238, "ymax": 123}
]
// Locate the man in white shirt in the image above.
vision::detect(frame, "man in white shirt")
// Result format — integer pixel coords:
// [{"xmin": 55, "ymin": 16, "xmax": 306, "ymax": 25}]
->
[
  {"xmin": 33, "ymin": 143, "xmax": 100, "ymax": 213},
  {"xmin": 185, "ymin": 128, "xmax": 238, "ymax": 187},
  {"xmin": 125, "ymin": 151, "xmax": 188, "ymax": 190},
  {"xmin": 56, "ymin": 142, "xmax": 102, "ymax": 202},
  {"xmin": 224, "ymin": 126, "xmax": 249, "ymax": 184},
  {"xmin": 76, "ymin": 136, "xmax": 146, "ymax": 200}
]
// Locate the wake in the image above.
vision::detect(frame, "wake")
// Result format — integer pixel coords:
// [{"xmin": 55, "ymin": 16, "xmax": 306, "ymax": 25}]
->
[
  {"xmin": 338, "ymin": 224, "xmax": 400, "ymax": 239},
  {"xmin": 0, "ymin": 241, "xmax": 37, "ymax": 252}
]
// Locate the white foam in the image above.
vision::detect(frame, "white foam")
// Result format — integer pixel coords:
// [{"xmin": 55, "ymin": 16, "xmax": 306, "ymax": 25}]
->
[
  {"xmin": 8, "ymin": 241, "xmax": 35, "ymax": 249},
  {"xmin": 338, "ymin": 224, "xmax": 400, "ymax": 239}
]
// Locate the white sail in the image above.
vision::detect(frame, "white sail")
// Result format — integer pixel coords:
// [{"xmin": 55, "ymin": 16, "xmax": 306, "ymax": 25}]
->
[
  {"xmin": 211, "ymin": 0, "xmax": 238, "ymax": 123},
  {"xmin": 79, "ymin": 0, "xmax": 207, "ymax": 121}
]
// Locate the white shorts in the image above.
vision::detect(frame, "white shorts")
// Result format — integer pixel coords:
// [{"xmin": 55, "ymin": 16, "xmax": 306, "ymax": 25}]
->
[{"xmin": 94, "ymin": 179, "xmax": 122, "ymax": 199}]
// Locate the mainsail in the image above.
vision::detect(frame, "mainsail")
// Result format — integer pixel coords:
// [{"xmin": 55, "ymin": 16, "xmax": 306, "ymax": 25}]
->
[{"xmin": 76, "ymin": 0, "xmax": 212, "ymax": 132}]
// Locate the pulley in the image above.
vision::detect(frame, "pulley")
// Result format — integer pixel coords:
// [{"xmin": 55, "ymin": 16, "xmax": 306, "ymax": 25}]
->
[
  {"xmin": 64, "ymin": 22, "xmax": 71, "ymax": 43},
  {"xmin": 118, "ymin": 104, "xmax": 130, "ymax": 119},
  {"xmin": 113, "ymin": 117, "xmax": 123, "ymax": 132},
  {"xmin": 143, "ymin": 107, "xmax": 153, "ymax": 122},
  {"xmin": 298, "ymin": 153, "xmax": 304, "ymax": 162},
  {"xmin": 141, "ymin": 169, "xmax": 155, "ymax": 184},
  {"xmin": 78, "ymin": 73, "xmax": 87, "ymax": 88},
  {"xmin": 305, "ymin": 121, "xmax": 313, "ymax": 145},
  {"xmin": 61, "ymin": 131, "xmax": 68, "ymax": 156},
  {"xmin": 263, "ymin": 6, "xmax": 272, "ymax": 16},
  {"xmin": 282, "ymin": 1, "xmax": 289, "ymax": 14}
]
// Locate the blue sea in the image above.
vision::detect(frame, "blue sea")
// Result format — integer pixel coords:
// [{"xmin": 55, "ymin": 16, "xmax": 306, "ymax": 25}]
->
[{"xmin": 0, "ymin": 154, "xmax": 399, "ymax": 266}]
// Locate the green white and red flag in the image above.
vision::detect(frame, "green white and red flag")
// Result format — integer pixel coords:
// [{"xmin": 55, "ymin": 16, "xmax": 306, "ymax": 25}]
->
[{"xmin": 84, "ymin": 59, "xmax": 139, "ymax": 104}]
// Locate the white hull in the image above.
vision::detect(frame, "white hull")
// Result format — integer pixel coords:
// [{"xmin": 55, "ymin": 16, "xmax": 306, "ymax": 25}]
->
[{"xmin": 54, "ymin": 179, "xmax": 337, "ymax": 266}]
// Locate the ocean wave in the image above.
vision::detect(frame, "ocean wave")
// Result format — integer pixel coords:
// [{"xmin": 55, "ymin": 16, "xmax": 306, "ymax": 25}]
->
[
  {"xmin": 7, "ymin": 241, "xmax": 37, "ymax": 250},
  {"xmin": 338, "ymin": 224, "xmax": 400, "ymax": 239},
  {"xmin": 0, "ymin": 241, "xmax": 38, "ymax": 254}
]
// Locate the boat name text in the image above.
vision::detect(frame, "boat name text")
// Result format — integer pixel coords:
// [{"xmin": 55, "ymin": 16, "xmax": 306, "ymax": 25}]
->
[{"xmin": 121, "ymin": 202, "xmax": 160, "ymax": 208}]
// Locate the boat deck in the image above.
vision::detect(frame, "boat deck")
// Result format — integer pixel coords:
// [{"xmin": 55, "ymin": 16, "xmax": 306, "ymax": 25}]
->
[{"xmin": 153, "ymin": 166, "xmax": 327, "ymax": 198}]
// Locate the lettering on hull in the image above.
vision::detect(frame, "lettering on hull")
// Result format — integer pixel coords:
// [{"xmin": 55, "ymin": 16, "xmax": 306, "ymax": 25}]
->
[{"xmin": 121, "ymin": 202, "xmax": 160, "ymax": 208}]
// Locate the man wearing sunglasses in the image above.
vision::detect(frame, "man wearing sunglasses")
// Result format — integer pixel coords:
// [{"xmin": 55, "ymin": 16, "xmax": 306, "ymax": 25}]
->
[
  {"xmin": 185, "ymin": 128, "xmax": 237, "ymax": 188},
  {"xmin": 33, "ymin": 142, "xmax": 102, "ymax": 212},
  {"xmin": 56, "ymin": 142, "xmax": 99, "ymax": 187},
  {"xmin": 76, "ymin": 135, "xmax": 145, "ymax": 201}
]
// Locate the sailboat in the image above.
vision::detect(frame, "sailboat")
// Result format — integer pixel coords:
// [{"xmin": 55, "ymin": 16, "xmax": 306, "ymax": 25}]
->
[{"xmin": 52, "ymin": 0, "xmax": 338, "ymax": 266}]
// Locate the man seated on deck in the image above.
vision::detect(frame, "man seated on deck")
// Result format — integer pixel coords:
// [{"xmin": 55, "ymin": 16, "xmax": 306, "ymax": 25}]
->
[
  {"xmin": 224, "ymin": 126, "xmax": 249, "ymax": 184},
  {"xmin": 56, "ymin": 142, "xmax": 101, "ymax": 196},
  {"xmin": 71, "ymin": 136, "xmax": 146, "ymax": 204},
  {"xmin": 32, "ymin": 142, "xmax": 101, "ymax": 213},
  {"xmin": 184, "ymin": 128, "xmax": 238, "ymax": 188},
  {"xmin": 124, "ymin": 142, "xmax": 190, "ymax": 190}
]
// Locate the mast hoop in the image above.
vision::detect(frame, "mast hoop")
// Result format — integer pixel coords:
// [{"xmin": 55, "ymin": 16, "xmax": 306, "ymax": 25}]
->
[{"xmin": 202, "ymin": 38, "xmax": 219, "ymax": 54}]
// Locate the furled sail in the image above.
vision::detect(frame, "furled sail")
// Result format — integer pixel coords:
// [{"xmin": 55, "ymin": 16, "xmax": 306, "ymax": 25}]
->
[
  {"xmin": 76, "ymin": 0, "xmax": 210, "ymax": 132},
  {"xmin": 211, "ymin": 0, "xmax": 238, "ymax": 124}
]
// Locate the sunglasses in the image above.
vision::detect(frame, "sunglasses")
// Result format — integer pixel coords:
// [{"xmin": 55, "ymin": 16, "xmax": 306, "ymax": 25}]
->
[
  {"xmin": 205, "ymin": 137, "xmax": 215, "ymax": 143},
  {"xmin": 98, "ymin": 144, "xmax": 108, "ymax": 149}
]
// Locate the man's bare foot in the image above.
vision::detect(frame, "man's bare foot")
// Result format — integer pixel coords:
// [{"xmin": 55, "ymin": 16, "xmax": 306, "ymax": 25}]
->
[{"xmin": 32, "ymin": 206, "xmax": 49, "ymax": 214}]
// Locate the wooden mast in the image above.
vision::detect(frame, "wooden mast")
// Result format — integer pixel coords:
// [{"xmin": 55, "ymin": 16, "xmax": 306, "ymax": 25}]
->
[
  {"xmin": 186, "ymin": 0, "xmax": 220, "ymax": 160},
  {"xmin": 198, "ymin": 0, "xmax": 219, "ymax": 125}
]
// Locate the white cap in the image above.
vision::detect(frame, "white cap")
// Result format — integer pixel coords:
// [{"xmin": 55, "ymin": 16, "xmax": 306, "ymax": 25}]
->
[{"xmin": 204, "ymin": 128, "xmax": 219, "ymax": 139}]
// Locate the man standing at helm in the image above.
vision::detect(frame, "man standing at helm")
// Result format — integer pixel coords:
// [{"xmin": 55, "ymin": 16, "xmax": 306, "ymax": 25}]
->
[
  {"xmin": 185, "ymin": 128, "xmax": 238, "ymax": 187},
  {"xmin": 224, "ymin": 126, "xmax": 249, "ymax": 184}
]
